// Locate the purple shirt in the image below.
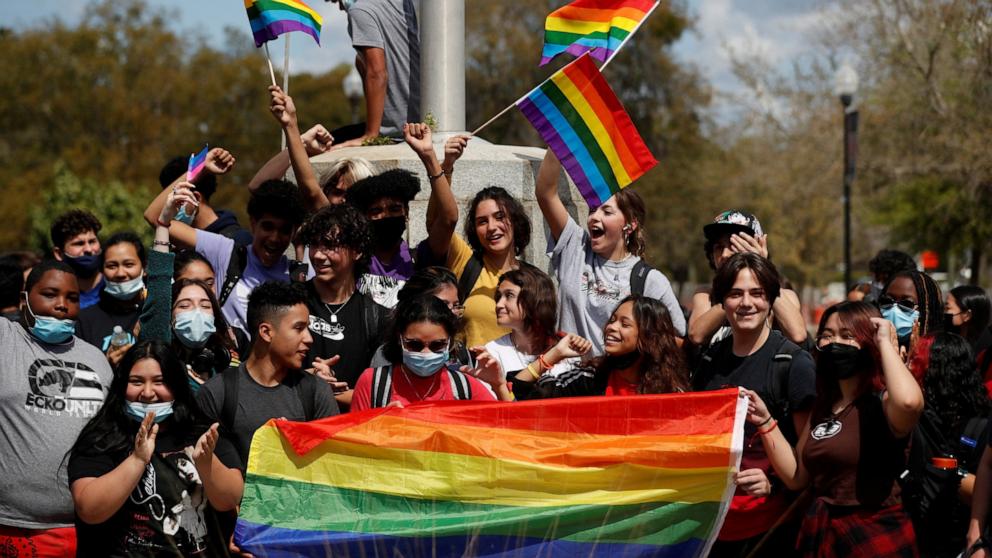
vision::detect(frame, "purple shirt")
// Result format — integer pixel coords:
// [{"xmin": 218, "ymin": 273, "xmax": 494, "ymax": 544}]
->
[
  {"xmin": 195, "ymin": 230, "xmax": 289, "ymax": 336},
  {"xmin": 357, "ymin": 241, "xmax": 414, "ymax": 308}
]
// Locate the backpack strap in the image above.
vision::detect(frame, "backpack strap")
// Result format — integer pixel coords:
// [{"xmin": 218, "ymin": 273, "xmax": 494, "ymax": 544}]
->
[
  {"xmin": 959, "ymin": 416, "xmax": 989, "ymax": 470},
  {"xmin": 457, "ymin": 254, "xmax": 485, "ymax": 302},
  {"xmin": 362, "ymin": 295, "xmax": 386, "ymax": 354},
  {"xmin": 447, "ymin": 369, "xmax": 472, "ymax": 400},
  {"xmin": 218, "ymin": 243, "xmax": 249, "ymax": 307},
  {"xmin": 295, "ymin": 374, "xmax": 317, "ymax": 421},
  {"xmin": 221, "ymin": 365, "xmax": 240, "ymax": 436},
  {"xmin": 371, "ymin": 365, "xmax": 393, "ymax": 408},
  {"xmin": 768, "ymin": 336, "xmax": 803, "ymax": 420},
  {"xmin": 630, "ymin": 260, "xmax": 653, "ymax": 297}
]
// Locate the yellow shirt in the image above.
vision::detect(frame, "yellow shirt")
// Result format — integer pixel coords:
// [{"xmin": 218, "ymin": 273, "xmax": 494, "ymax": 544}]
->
[{"xmin": 447, "ymin": 235, "xmax": 511, "ymax": 348}]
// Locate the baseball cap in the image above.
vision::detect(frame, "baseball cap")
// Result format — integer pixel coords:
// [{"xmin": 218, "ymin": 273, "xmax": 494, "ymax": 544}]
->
[{"xmin": 703, "ymin": 210, "xmax": 764, "ymax": 241}]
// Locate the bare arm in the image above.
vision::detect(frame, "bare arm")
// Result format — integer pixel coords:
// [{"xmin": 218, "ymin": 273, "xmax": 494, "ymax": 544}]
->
[
  {"xmin": 405, "ymin": 125, "xmax": 464, "ymax": 261},
  {"xmin": 247, "ymin": 125, "xmax": 334, "ymax": 193},
  {"xmin": 744, "ymin": 390, "xmax": 810, "ymax": 491},
  {"xmin": 688, "ymin": 291, "xmax": 727, "ymax": 346},
  {"xmin": 874, "ymin": 318, "xmax": 924, "ymax": 438},
  {"xmin": 334, "ymin": 48, "xmax": 387, "ymax": 149},
  {"xmin": 773, "ymin": 289, "xmax": 808, "ymax": 344},
  {"xmin": 192, "ymin": 424, "xmax": 243, "ymax": 511},
  {"xmin": 535, "ymin": 149, "xmax": 569, "ymax": 242}
]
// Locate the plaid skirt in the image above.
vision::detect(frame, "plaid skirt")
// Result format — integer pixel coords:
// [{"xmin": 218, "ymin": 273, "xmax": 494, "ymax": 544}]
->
[{"xmin": 798, "ymin": 499, "xmax": 918, "ymax": 558}]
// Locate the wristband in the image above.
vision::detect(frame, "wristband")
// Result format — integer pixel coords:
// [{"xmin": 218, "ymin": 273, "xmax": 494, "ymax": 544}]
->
[
  {"xmin": 757, "ymin": 416, "xmax": 772, "ymax": 428},
  {"xmin": 427, "ymin": 169, "xmax": 445, "ymax": 181},
  {"xmin": 524, "ymin": 361, "xmax": 541, "ymax": 381},
  {"xmin": 757, "ymin": 420, "xmax": 778, "ymax": 436},
  {"xmin": 538, "ymin": 354, "xmax": 553, "ymax": 371},
  {"xmin": 152, "ymin": 240, "xmax": 171, "ymax": 247}
]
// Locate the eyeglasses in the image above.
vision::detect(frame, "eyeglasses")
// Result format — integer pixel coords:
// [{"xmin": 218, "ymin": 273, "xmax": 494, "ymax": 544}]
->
[
  {"xmin": 402, "ymin": 338, "xmax": 450, "ymax": 353},
  {"xmin": 876, "ymin": 296, "xmax": 917, "ymax": 313}
]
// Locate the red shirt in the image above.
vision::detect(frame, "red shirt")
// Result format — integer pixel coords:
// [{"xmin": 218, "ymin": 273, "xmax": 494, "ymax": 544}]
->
[
  {"xmin": 604, "ymin": 371, "xmax": 640, "ymax": 396},
  {"xmin": 351, "ymin": 365, "xmax": 497, "ymax": 411}
]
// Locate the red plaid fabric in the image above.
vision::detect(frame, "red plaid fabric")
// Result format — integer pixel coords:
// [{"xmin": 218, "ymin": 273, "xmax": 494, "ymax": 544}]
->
[{"xmin": 798, "ymin": 499, "xmax": 918, "ymax": 558}]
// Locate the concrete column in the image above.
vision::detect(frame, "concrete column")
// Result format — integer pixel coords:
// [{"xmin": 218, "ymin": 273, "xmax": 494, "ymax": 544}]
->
[{"xmin": 419, "ymin": 0, "xmax": 465, "ymax": 133}]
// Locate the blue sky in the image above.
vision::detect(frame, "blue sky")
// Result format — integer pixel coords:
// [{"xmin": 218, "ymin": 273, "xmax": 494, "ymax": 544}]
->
[{"xmin": 6, "ymin": 0, "xmax": 824, "ymax": 117}]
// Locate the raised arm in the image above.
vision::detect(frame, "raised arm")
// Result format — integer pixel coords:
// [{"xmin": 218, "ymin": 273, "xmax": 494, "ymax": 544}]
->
[
  {"xmin": 247, "ymin": 124, "xmax": 334, "ymax": 192},
  {"xmin": 874, "ymin": 317, "xmax": 924, "ymax": 438},
  {"xmin": 404, "ymin": 124, "xmax": 464, "ymax": 261},
  {"xmin": 269, "ymin": 85, "xmax": 328, "ymax": 213},
  {"xmin": 535, "ymin": 149, "xmax": 569, "ymax": 241},
  {"xmin": 772, "ymin": 289, "xmax": 808, "ymax": 344},
  {"xmin": 688, "ymin": 292, "xmax": 727, "ymax": 346},
  {"xmin": 334, "ymin": 48, "xmax": 387, "ymax": 149}
]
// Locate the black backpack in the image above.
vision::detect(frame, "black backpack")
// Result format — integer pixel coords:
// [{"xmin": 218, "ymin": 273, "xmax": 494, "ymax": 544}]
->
[
  {"xmin": 218, "ymin": 243, "xmax": 249, "ymax": 308},
  {"xmin": 369, "ymin": 365, "xmax": 472, "ymax": 408}
]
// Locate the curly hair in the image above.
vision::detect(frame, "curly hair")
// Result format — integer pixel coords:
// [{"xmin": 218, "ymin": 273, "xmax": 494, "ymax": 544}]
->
[
  {"xmin": 923, "ymin": 333, "xmax": 991, "ymax": 434},
  {"xmin": 382, "ymin": 296, "xmax": 460, "ymax": 364},
  {"xmin": 885, "ymin": 270, "xmax": 943, "ymax": 337},
  {"xmin": 50, "ymin": 209, "xmax": 102, "ymax": 250},
  {"xmin": 296, "ymin": 203, "xmax": 373, "ymax": 276},
  {"xmin": 247, "ymin": 179, "xmax": 306, "ymax": 226},
  {"xmin": 497, "ymin": 267, "xmax": 558, "ymax": 345},
  {"xmin": 586, "ymin": 295, "xmax": 688, "ymax": 394},
  {"xmin": 869, "ymin": 249, "xmax": 917, "ymax": 283},
  {"xmin": 345, "ymin": 168, "xmax": 420, "ymax": 211},
  {"xmin": 613, "ymin": 189, "xmax": 647, "ymax": 258},
  {"xmin": 464, "ymin": 187, "xmax": 531, "ymax": 257}
]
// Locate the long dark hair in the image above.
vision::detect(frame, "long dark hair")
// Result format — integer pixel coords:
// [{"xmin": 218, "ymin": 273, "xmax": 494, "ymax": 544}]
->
[
  {"xmin": 949, "ymin": 285, "xmax": 992, "ymax": 344},
  {"xmin": 382, "ymin": 296, "xmax": 460, "ymax": 364},
  {"xmin": 70, "ymin": 341, "xmax": 210, "ymax": 459},
  {"xmin": 497, "ymin": 267, "xmax": 558, "ymax": 348},
  {"xmin": 464, "ymin": 186, "xmax": 531, "ymax": 257},
  {"xmin": 923, "ymin": 333, "xmax": 991, "ymax": 433},
  {"xmin": 587, "ymin": 295, "xmax": 688, "ymax": 394},
  {"xmin": 810, "ymin": 301, "xmax": 882, "ymax": 422},
  {"xmin": 171, "ymin": 278, "xmax": 235, "ymax": 353},
  {"xmin": 885, "ymin": 270, "xmax": 943, "ymax": 337}
]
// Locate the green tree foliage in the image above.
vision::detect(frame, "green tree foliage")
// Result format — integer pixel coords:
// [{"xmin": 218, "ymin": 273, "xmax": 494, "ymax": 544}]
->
[{"xmin": 0, "ymin": 0, "xmax": 350, "ymax": 253}]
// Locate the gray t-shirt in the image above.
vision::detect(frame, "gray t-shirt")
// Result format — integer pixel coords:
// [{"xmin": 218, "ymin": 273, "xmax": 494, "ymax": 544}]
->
[
  {"xmin": 0, "ymin": 319, "xmax": 112, "ymax": 528},
  {"xmin": 196, "ymin": 364, "xmax": 339, "ymax": 470},
  {"xmin": 347, "ymin": 0, "xmax": 421, "ymax": 136},
  {"xmin": 551, "ymin": 217, "xmax": 686, "ymax": 355}
]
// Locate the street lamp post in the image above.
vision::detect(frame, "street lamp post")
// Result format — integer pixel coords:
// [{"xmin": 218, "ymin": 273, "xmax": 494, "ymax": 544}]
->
[
  {"xmin": 342, "ymin": 67, "xmax": 363, "ymax": 123},
  {"xmin": 835, "ymin": 63, "xmax": 859, "ymax": 290}
]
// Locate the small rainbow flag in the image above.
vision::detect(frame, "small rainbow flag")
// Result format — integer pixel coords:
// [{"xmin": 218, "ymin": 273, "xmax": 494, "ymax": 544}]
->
[
  {"xmin": 541, "ymin": 0, "xmax": 658, "ymax": 66},
  {"xmin": 245, "ymin": 0, "xmax": 323, "ymax": 48},
  {"xmin": 518, "ymin": 53, "xmax": 657, "ymax": 209},
  {"xmin": 186, "ymin": 145, "xmax": 209, "ymax": 183},
  {"xmin": 235, "ymin": 389, "xmax": 745, "ymax": 557}
]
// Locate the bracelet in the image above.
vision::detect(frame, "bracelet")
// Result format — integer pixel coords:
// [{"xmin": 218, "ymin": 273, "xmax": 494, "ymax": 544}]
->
[
  {"xmin": 152, "ymin": 240, "xmax": 171, "ymax": 247},
  {"xmin": 758, "ymin": 420, "xmax": 779, "ymax": 436},
  {"xmin": 756, "ymin": 416, "xmax": 772, "ymax": 428},
  {"xmin": 427, "ymin": 169, "xmax": 445, "ymax": 180},
  {"xmin": 524, "ymin": 361, "xmax": 541, "ymax": 381},
  {"xmin": 538, "ymin": 354, "xmax": 553, "ymax": 371},
  {"xmin": 156, "ymin": 217, "xmax": 171, "ymax": 227}
]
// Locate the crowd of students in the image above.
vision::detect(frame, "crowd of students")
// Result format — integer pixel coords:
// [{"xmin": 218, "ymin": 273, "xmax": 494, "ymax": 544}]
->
[{"xmin": 2, "ymin": 86, "xmax": 992, "ymax": 558}]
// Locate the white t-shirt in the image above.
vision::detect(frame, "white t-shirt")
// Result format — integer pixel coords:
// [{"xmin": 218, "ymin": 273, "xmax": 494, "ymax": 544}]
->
[{"xmin": 484, "ymin": 334, "xmax": 577, "ymax": 379}]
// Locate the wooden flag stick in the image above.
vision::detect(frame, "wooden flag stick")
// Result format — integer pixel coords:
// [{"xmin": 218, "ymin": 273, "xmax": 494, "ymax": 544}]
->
[{"xmin": 263, "ymin": 43, "xmax": 277, "ymax": 86}]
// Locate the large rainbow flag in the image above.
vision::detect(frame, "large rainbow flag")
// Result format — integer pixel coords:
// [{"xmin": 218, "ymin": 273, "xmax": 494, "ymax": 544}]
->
[
  {"xmin": 235, "ymin": 389, "xmax": 745, "ymax": 557},
  {"xmin": 541, "ymin": 0, "xmax": 659, "ymax": 66},
  {"xmin": 245, "ymin": 0, "xmax": 323, "ymax": 48},
  {"xmin": 518, "ymin": 53, "xmax": 657, "ymax": 209}
]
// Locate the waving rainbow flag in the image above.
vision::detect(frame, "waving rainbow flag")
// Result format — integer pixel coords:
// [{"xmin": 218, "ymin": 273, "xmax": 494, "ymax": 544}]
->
[
  {"xmin": 235, "ymin": 389, "xmax": 745, "ymax": 557},
  {"xmin": 245, "ymin": 0, "xmax": 323, "ymax": 48},
  {"xmin": 518, "ymin": 53, "xmax": 657, "ymax": 209},
  {"xmin": 541, "ymin": 0, "xmax": 659, "ymax": 66}
]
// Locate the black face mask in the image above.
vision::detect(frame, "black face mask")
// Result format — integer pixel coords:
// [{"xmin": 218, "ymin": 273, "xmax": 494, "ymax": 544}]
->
[
  {"xmin": 943, "ymin": 313, "xmax": 960, "ymax": 335},
  {"xmin": 817, "ymin": 343, "xmax": 871, "ymax": 380},
  {"xmin": 371, "ymin": 216, "xmax": 406, "ymax": 248}
]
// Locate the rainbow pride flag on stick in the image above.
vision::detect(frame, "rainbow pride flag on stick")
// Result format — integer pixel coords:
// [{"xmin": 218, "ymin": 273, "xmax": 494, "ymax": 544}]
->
[
  {"xmin": 541, "ymin": 0, "xmax": 659, "ymax": 66},
  {"xmin": 186, "ymin": 145, "xmax": 209, "ymax": 183},
  {"xmin": 245, "ymin": 0, "xmax": 323, "ymax": 48},
  {"xmin": 518, "ymin": 53, "xmax": 658, "ymax": 209},
  {"xmin": 235, "ymin": 389, "xmax": 745, "ymax": 557}
]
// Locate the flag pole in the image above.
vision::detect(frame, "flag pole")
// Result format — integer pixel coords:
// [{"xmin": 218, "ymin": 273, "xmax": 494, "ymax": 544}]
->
[
  {"xmin": 599, "ymin": 0, "xmax": 660, "ymax": 72},
  {"xmin": 262, "ymin": 43, "xmax": 278, "ymax": 86},
  {"xmin": 281, "ymin": 35, "xmax": 291, "ymax": 150},
  {"xmin": 471, "ymin": 54, "xmax": 588, "ymax": 136}
]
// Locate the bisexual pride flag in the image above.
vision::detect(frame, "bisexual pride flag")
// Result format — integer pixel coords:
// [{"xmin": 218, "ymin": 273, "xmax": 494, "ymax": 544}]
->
[
  {"xmin": 235, "ymin": 389, "xmax": 746, "ymax": 557},
  {"xmin": 186, "ymin": 145, "xmax": 209, "ymax": 183}
]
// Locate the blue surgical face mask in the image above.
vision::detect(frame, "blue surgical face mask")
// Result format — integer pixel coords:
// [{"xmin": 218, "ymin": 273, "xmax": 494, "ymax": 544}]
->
[
  {"xmin": 124, "ymin": 400, "xmax": 174, "ymax": 423},
  {"xmin": 173, "ymin": 310, "xmax": 216, "ymax": 348},
  {"xmin": 402, "ymin": 348, "xmax": 449, "ymax": 378},
  {"xmin": 175, "ymin": 205, "xmax": 196, "ymax": 226},
  {"xmin": 881, "ymin": 305, "xmax": 919, "ymax": 340},
  {"xmin": 22, "ymin": 293, "xmax": 75, "ymax": 344},
  {"xmin": 63, "ymin": 253, "xmax": 101, "ymax": 278},
  {"xmin": 104, "ymin": 276, "xmax": 145, "ymax": 300}
]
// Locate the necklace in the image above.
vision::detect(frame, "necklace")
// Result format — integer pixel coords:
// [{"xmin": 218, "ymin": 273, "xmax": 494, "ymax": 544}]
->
[
  {"xmin": 811, "ymin": 400, "xmax": 856, "ymax": 440},
  {"xmin": 399, "ymin": 366, "xmax": 440, "ymax": 401},
  {"xmin": 322, "ymin": 290, "xmax": 355, "ymax": 325}
]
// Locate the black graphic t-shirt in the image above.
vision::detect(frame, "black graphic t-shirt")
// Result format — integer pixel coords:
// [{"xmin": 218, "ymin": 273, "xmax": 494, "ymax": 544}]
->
[
  {"xmin": 303, "ymin": 281, "xmax": 388, "ymax": 388},
  {"xmin": 69, "ymin": 427, "xmax": 240, "ymax": 557}
]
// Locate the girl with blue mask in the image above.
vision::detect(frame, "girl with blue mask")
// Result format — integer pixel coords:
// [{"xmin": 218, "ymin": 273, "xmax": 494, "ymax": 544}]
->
[
  {"xmin": 68, "ymin": 341, "xmax": 243, "ymax": 556},
  {"xmin": 881, "ymin": 271, "xmax": 943, "ymax": 352},
  {"xmin": 170, "ymin": 279, "xmax": 238, "ymax": 391},
  {"xmin": 350, "ymin": 296, "xmax": 512, "ymax": 411}
]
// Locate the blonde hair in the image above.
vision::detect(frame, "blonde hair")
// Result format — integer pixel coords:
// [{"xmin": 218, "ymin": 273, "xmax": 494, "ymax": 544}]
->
[{"xmin": 321, "ymin": 157, "xmax": 375, "ymax": 194}]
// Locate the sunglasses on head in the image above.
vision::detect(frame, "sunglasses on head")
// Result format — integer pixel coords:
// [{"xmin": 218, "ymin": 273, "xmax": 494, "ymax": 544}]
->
[
  {"xmin": 402, "ymin": 338, "xmax": 450, "ymax": 353},
  {"xmin": 876, "ymin": 296, "xmax": 917, "ymax": 312}
]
